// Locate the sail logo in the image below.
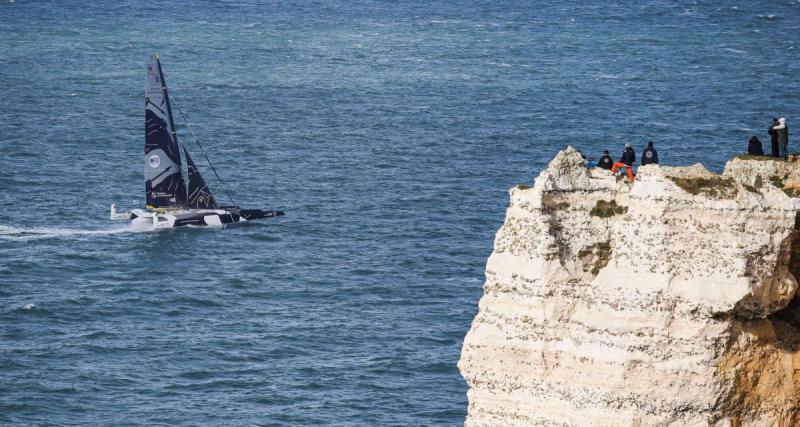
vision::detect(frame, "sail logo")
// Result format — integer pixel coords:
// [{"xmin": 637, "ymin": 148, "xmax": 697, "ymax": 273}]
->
[{"xmin": 148, "ymin": 154, "xmax": 161, "ymax": 168}]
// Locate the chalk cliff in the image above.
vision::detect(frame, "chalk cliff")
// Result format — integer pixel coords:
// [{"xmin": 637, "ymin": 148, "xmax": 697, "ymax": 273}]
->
[{"xmin": 459, "ymin": 148, "xmax": 800, "ymax": 426}]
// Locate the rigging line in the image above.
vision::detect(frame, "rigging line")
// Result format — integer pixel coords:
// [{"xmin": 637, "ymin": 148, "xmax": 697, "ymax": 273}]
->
[{"xmin": 171, "ymin": 97, "xmax": 237, "ymax": 206}]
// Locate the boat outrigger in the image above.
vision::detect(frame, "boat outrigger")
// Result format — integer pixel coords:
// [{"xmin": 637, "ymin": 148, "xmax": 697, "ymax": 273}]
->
[{"xmin": 111, "ymin": 54, "xmax": 284, "ymax": 229}]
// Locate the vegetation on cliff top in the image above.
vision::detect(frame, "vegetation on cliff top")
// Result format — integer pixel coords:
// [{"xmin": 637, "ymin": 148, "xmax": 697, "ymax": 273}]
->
[
  {"xmin": 767, "ymin": 174, "xmax": 800, "ymax": 198},
  {"xmin": 770, "ymin": 175, "xmax": 786, "ymax": 188},
  {"xmin": 734, "ymin": 154, "xmax": 783, "ymax": 161},
  {"xmin": 668, "ymin": 176, "xmax": 738, "ymax": 198}
]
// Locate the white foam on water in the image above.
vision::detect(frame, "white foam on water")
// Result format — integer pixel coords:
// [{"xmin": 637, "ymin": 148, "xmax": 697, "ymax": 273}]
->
[
  {"xmin": 22, "ymin": 303, "xmax": 36, "ymax": 310},
  {"xmin": 723, "ymin": 47, "xmax": 747, "ymax": 55},
  {"xmin": 0, "ymin": 224, "xmax": 145, "ymax": 241}
]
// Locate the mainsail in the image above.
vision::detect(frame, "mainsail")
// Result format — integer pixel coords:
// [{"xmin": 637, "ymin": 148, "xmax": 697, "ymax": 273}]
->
[
  {"xmin": 144, "ymin": 54, "xmax": 186, "ymax": 208},
  {"xmin": 183, "ymin": 147, "xmax": 219, "ymax": 209}
]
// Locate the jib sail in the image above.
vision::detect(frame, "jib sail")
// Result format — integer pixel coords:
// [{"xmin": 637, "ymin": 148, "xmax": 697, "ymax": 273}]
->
[
  {"xmin": 144, "ymin": 54, "xmax": 186, "ymax": 208},
  {"xmin": 183, "ymin": 147, "xmax": 219, "ymax": 209}
]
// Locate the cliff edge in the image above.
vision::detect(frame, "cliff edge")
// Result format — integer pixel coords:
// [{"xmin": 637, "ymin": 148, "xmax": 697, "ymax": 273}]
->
[{"xmin": 459, "ymin": 147, "xmax": 800, "ymax": 426}]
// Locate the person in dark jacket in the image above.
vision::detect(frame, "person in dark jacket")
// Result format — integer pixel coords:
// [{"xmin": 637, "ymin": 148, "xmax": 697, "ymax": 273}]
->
[
  {"xmin": 769, "ymin": 117, "xmax": 781, "ymax": 157},
  {"xmin": 619, "ymin": 143, "xmax": 636, "ymax": 166},
  {"xmin": 747, "ymin": 136, "xmax": 764, "ymax": 156},
  {"xmin": 775, "ymin": 117, "xmax": 789, "ymax": 160},
  {"xmin": 641, "ymin": 141, "xmax": 659, "ymax": 165},
  {"xmin": 598, "ymin": 150, "xmax": 613, "ymax": 170}
]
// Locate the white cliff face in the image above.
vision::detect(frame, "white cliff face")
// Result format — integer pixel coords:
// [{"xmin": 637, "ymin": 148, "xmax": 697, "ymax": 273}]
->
[{"xmin": 459, "ymin": 147, "xmax": 800, "ymax": 426}]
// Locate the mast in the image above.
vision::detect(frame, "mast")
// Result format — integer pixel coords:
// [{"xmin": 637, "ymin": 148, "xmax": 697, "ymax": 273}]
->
[{"xmin": 144, "ymin": 54, "xmax": 187, "ymax": 208}]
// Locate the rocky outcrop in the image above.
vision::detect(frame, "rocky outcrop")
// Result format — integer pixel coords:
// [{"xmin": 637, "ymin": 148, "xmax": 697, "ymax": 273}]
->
[{"xmin": 459, "ymin": 148, "xmax": 800, "ymax": 426}]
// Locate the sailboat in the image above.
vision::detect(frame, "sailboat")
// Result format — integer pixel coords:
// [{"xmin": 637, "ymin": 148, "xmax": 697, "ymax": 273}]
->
[{"xmin": 110, "ymin": 54, "xmax": 284, "ymax": 229}]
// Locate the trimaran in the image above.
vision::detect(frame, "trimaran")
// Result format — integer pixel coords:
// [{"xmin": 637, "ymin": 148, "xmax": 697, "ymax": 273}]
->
[{"xmin": 111, "ymin": 54, "xmax": 284, "ymax": 228}]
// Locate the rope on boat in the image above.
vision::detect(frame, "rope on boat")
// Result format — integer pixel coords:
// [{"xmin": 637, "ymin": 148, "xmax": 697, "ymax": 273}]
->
[{"xmin": 171, "ymin": 97, "xmax": 238, "ymax": 207}]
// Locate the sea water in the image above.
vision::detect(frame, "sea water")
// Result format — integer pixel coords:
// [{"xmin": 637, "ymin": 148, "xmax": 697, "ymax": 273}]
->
[{"xmin": 1, "ymin": 1, "xmax": 799, "ymax": 425}]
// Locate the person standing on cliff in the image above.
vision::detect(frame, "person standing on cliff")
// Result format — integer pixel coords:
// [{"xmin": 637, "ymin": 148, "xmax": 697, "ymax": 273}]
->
[
  {"xmin": 775, "ymin": 117, "xmax": 789, "ymax": 160},
  {"xmin": 769, "ymin": 117, "xmax": 781, "ymax": 158},
  {"xmin": 641, "ymin": 141, "xmax": 659, "ymax": 165},
  {"xmin": 598, "ymin": 150, "xmax": 613, "ymax": 170}
]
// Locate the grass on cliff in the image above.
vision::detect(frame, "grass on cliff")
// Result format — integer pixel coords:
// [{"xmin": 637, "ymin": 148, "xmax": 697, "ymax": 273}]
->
[
  {"xmin": 516, "ymin": 184, "xmax": 532, "ymax": 190},
  {"xmin": 785, "ymin": 188, "xmax": 800, "ymax": 198},
  {"xmin": 590, "ymin": 200, "xmax": 627, "ymax": 218},
  {"xmin": 767, "ymin": 174, "xmax": 800, "ymax": 198},
  {"xmin": 770, "ymin": 175, "xmax": 786, "ymax": 188},
  {"xmin": 734, "ymin": 154, "xmax": 783, "ymax": 161},
  {"xmin": 668, "ymin": 176, "xmax": 737, "ymax": 198},
  {"xmin": 579, "ymin": 241, "xmax": 612, "ymax": 275},
  {"xmin": 741, "ymin": 176, "xmax": 763, "ymax": 193}
]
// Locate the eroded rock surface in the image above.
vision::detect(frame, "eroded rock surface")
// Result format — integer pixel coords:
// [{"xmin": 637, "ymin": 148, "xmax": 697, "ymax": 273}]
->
[{"xmin": 459, "ymin": 147, "xmax": 800, "ymax": 426}]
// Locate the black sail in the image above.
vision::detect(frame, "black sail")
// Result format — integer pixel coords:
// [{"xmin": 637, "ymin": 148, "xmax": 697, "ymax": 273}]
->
[
  {"xmin": 144, "ymin": 54, "xmax": 186, "ymax": 208},
  {"xmin": 183, "ymin": 147, "xmax": 219, "ymax": 209}
]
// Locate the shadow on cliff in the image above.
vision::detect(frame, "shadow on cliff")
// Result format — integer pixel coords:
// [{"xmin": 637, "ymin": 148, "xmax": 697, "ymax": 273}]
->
[
  {"xmin": 715, "ymin": 227, "xmax": 800, "ymax": 426},
  {"xmin": 770, "ymin": 216, "xmax": 800, "ymax": 352}
]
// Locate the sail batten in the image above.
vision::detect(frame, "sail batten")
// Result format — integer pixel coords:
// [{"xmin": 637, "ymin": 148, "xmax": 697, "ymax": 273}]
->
[{"xmin": 144, "ymin": 54, "xmax": 186, "ymax": 208}]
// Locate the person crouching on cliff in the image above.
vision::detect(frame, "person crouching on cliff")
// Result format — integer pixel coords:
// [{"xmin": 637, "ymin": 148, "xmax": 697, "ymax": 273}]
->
[
  {"xmin": 641, "ymin": 141, "xmax": 659, "ymax": 165},
  {"xmin": 747, "ymin": 136, "xmax": 764, "ymax": 156},
  {"xmin": 598, "ymin": 150, "xmax": 613, "ymax": 170},
  {"xmin": 611, "ymin": 144, "xmax": 636, "ymax": 181}
]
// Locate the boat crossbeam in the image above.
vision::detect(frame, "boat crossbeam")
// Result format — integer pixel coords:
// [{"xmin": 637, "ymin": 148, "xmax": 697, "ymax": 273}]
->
[{"xmin": 110, "ymin": 204, "xmax": 134, "ymax": 220}]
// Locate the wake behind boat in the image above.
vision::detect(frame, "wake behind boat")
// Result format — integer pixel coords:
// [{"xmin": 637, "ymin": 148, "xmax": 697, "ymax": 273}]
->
[{"xmin": 111, "ymin": 54, "xmax": 284, "ymax": 229}]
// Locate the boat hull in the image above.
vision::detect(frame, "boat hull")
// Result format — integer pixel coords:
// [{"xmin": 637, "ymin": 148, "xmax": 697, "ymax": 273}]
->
[{"xmin": 115, "ymin": 205, "xmax": 283, "ymax": 229}]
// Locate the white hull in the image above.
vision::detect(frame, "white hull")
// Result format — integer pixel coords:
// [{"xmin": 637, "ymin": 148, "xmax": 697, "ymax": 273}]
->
[{"xmin": 111, "ymin": 204, "xmax": 251, "ymax": 229}]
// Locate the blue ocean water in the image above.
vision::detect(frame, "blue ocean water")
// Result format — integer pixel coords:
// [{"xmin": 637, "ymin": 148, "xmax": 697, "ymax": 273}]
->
[{"xmin": 1, "ymin": 1, "xmax": 799, "ymax": 425}]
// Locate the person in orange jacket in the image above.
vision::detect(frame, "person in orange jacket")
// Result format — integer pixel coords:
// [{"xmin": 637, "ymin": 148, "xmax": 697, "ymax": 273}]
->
[{"xmin": 611, "ymin": 144, "xmax": 636, "ymax": 181}]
